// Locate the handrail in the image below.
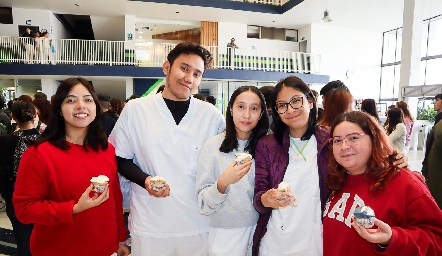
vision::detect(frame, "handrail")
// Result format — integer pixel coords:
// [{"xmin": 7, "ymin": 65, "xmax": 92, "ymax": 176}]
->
[{"xmin": 0, "ymin": 36, "xmax": 320, "ymax": 74}]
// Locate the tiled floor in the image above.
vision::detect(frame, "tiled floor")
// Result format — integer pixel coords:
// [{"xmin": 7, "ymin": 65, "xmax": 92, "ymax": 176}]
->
[{"xmin": 0, "ymin": 149, "xmax": 426, "ymax": 255}]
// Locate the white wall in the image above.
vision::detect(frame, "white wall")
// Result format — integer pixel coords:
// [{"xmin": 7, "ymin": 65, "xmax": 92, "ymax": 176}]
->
[
  {"xmin": 50, "ymin": 12, "xmax": 72, "ymax": 39},
  {"xmin": 0, "ymin": 8, "xmax": 71, "ymax": 39},
  {"xmin": 218, "ymin": 22, "xmax": 299, "ymax": 52},
  {"xmin": 91, "ymin": 16, "xmax": 125, "ymax": 41},
  {"xmin": 310, "ymin": 24, "xmax": 383, "ymax": 100},
  {"xmin": 0, "ymin": 8, "xmax": 51, "ymax": 36}
]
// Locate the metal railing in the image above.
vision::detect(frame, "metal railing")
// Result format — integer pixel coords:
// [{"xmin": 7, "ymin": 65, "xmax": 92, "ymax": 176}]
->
[
  {"xmin": 229, "ymin": 0, "xmax": 289, "ymax": 5},
  {"xmin": 0, "ymin": 37, "xmax": 321, "ymax": 74}
]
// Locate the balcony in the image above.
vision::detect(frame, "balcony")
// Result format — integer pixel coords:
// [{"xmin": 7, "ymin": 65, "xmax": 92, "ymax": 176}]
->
[{"xmin": 0, "ymin": 36, "xmax": 320, "ymax": 75}]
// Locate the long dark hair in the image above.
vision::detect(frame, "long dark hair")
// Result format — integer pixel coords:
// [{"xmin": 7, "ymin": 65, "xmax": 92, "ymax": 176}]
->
[
  {"xmin": 386, "ymin": 108, "xmax": 404, "ymax": 135},
  {"xmin": 34, "ymin": 77, "xmax": 108, "ymax": 151},
  {"xmin": 219, "ymin": 86, "xmax": 269, "ymax": 158},
  {"xmin": 327, "ymin": 111, "xmax": 398, "ymax": 198},
  {"xmin": 272, "ymin": 76, "xmax": 317, "ymax": 144},
  {"xmin": 361, "ymin": 99, "xmax": 380, "ymax": 123}
]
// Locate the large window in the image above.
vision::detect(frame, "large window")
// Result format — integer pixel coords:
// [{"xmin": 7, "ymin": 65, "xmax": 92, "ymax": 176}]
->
[{"xmin": 380, "ymin": 15, "xmax": 442, "ymax": 102}]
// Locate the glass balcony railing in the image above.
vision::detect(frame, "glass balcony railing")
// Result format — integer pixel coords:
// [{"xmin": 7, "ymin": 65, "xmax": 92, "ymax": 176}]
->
[{"xmin": 0, "ymin": 36, "xmax": 321, "ymax": 74}]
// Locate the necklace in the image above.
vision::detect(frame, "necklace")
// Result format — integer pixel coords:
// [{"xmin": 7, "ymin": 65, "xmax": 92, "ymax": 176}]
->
[{"xmin": 290, "ymin": 136, "xmax": 310, "ymax": 161}]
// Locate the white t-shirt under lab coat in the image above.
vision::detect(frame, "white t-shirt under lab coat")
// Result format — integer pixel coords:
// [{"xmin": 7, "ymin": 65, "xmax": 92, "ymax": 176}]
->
[
  {"xmin": 109, "ymin": 93, "xmax": 225, "ymax": 238},
  {"xmin": 260, "ymin": 135, "xmax": 323, "ymax": 256}
]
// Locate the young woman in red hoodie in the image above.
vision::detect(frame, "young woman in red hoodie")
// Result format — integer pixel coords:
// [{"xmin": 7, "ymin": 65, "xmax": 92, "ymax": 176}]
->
[{"xmin": 324, "ymin": 111, "xmax": 442, "ymax": 256}]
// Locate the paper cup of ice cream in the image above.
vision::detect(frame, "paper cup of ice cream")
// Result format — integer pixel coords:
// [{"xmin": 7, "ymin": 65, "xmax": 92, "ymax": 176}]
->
[
  {"xmin": 90, "ymin": 175, "xmax": 109, "ymax": 193},
  {"xmin": 277, "ymin": 182, "xmax": 298, "ymax": 207},
  {"xmin": 150, "ymin": 176, "xmax": 166, "ymax": 191},
  {"xmin": 353, "ymin": 206, "xmax": 375, "ymax": 228},
  {"xmin": 235, "ymin": 153, "xmax": 252, "ymax": 165}
]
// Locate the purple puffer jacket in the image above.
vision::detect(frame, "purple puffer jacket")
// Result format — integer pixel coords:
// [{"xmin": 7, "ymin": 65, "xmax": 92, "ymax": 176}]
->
[{"xmin": 252, "ymin": 125, "xmax": 330, "ymax": 256}]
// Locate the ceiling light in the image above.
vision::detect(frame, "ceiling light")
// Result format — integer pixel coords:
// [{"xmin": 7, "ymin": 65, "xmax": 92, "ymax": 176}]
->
[
  {"xmin": 321, "ymin": 9, "xmax": 332, "ymax": 22},
  {"xmin": 139, "ymin": 31, "xmax": 143, "ymax": 34},
  {"xmin": 176, "ymin": 11, "xmax": 180, "ymax": 14},
  {"xmin": 139, "ymin": 36, "xmax": 142, "ymax": 38},
  {"xmin": 74, "ymin": 3, "xmax": 80, "ymax": 6}
]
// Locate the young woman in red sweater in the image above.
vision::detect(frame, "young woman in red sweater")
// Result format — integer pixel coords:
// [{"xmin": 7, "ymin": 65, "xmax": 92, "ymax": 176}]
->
[
  {"xmin": 324, "ymin": 111, "xmax": 442, "ymax": 256},
  {"xmin": 13, "ymin": 77, "xmax": 129, "ymax": 256}
]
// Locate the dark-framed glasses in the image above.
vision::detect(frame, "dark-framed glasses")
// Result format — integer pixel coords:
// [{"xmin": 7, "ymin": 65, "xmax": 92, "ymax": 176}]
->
[
  {"xmin": 328, "ymin": 133, "xmax": 366, "ymax": 147},
  {"xmin": 275, "ymin": 95, "xmax": 304, "ymax": 114}
]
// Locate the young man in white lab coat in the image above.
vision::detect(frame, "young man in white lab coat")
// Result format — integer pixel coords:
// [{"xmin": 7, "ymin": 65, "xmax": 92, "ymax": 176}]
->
[{"xmin": 109, "ymin": 42, "xmax": 225, "ymax": 255}]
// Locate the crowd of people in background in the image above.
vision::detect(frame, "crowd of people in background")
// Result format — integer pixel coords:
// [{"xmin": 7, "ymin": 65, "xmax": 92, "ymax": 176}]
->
[
  {"xmin": 0, "ymin": 41, "xmax": 441, "ymax": 256},
  {"xmin": 20, "ymin": 27, "xmax": 56, "ymax": 65}
]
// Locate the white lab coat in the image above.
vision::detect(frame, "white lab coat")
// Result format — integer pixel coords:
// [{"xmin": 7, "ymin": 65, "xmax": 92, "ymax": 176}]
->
[{"xmin": 109, "ymin": 93, "xmax": 225, "ymax": 238}]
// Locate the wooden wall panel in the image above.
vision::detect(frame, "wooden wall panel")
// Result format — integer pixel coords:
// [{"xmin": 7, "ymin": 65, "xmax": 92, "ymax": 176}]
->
[{"xmin": 201, "ymin": 21, "xmax": 218, "ymax": 47}]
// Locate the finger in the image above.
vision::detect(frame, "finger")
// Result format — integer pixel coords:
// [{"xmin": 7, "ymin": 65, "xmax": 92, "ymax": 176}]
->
[
  {"xmin": 84, "ymin": 184, "xmax": 94, "ymax": 195},
  {"xmin": 230, "ymin": 161, "xmax": 238, "ymax": 167},
  {"xmin": 374, "ymin": 219, "xmax": 391, "ymax": 234},
  {"xmin": 145, "ymin": 176, "xmax": 153, "ymax": 190}
]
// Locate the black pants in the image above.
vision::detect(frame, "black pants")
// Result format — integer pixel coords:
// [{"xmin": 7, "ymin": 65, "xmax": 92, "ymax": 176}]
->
[{"xmin": 3, "ymin": 182, "xmax": 33, "ymax": 256}]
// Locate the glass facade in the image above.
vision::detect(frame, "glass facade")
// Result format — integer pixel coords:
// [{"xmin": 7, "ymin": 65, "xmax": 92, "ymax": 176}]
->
[{"xmin": 380, "ymin": 14, "xmax": 442, "ymax": 107}]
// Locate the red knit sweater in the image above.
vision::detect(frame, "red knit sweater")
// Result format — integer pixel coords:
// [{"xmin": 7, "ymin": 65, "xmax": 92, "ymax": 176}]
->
[
  {"xmin": 13, "ymin": 141, "xmax": 127, "ymax": 256},
  {"xmin": 323, "ymin": 169, "xmax": 442, "ymax": 256}
]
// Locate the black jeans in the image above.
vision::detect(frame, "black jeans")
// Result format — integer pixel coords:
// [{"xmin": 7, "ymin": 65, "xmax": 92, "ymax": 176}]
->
[{"xmin": 3, "ymin": 182, "xmax": 33, "ymax": 256}]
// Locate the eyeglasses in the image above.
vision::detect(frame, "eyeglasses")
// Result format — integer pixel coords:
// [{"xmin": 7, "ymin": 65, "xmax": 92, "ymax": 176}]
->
[
  {"xmin": 328, "ymin": 133, "xmax": 366, "ymax": 147},
  {"xmin": 275, "ymin": 95, "xmax": 304, "ymax": 114}
]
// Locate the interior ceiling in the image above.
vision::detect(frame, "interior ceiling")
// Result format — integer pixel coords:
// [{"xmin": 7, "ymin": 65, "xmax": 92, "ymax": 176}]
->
[{"xmin": 1, "ymin": 0, "xmax": 441, "ymax": 33}]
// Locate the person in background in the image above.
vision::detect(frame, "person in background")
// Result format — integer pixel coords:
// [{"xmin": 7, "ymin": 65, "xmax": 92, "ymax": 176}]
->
[
  {"xmin": 383, "ymin": 105, "xmax": 396, "ymax": 129},
  {"xmin": 33, "ymin": 31, "xmax": 41, "ymax": 63},
  {"xmin": 109, "ymin": 98, "xmax": 124, "ymax": 116},
  {"xmin": 324, "ymin": 111, "xmax": 442, "ymax": 256},
  {"xmin": 385, "ymin": 108, "xmax": 407, "ymax": 153},
  {"xmin": 156, "ymin": 85, "xmax": 165, "ymax": 94},
  {"xmin": 124, "ymin": 94, "xmax": 140, "ymax": 107},
  {"xmin": 395, "ymin": 101, "xmax": 414, "ymax": 154},
  {"xmin": 40, "ymin": 31, "xmax": 55, "ymax": 65},
  {"xmin": 97, "ymin": 93, "xmax": 118, "ymax": 137},
  {"xmin": 318, "ymin": 88, "xmax": 353, "ymax": 127},
  {"xmin": 17, "ymin": 95, "xmax": 32, "ymax": 102},
  {"xmin": 227, "ymin": 38, "xmax": 238, "ymax": 68},
  {"xmin": 361, "ymin": 99, "xmax": 380, "ymax": 123},
  {"xmin": 21, "ymin": 28, "xmax": 34, "ymax": 64},
  {"xmin": 13, "ymin": 77, "xmax": 129, "ymax": 256},
  {"xmin": 311, "ymin": 89, "xmax": 323, "ymax": 121},
  {"xmin": 0, "ymin": 100, "xmax": 40, "ymax": 256},
  {"xmin": 193, "ymin": 93, "xmax": 206, "ymax": 101},
  {"xmin": 422, "ymin": 93, "xmax": 442, "ymax": 208},
  {"xmin": 109, "ymin": 42, "xmax": 225, "ymax": 255},
  {"xmin": 206, "ymin": 95, "xmax": 216, "ymax": 106},
  {"xmin": 259, "ymin": 85, "xmax": 275, "ymax": 133},
  {"xmin": 0, "ymin": 95, "xmax": 11, "ymax": 133},
  {"xmin": 197, "ymin": 86, "xmax": 268, "ymax": 256},
  {"xmin": 319, "ymin": 80, "xmax": 349, "ymax": 107},
  {"xmin": 32, "ymin": 98, "xmax": 52, "ymax": 132},
  {"xmin": 33, "ymin": 92, "xmax": 47, "ymax": 100}
]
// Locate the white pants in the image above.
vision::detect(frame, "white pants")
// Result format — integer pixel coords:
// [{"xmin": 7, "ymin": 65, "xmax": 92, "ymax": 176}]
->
[
  {"xmin": 208, "ymin": 226, "xmax": 254, "ymax": 256},
  {"xmin": 131, "ymin": 233, "xmax": 208, "ymax": 256},
  {"xmin": 24, "ymin": 44, "xmax": 34, "ymax": 63}
]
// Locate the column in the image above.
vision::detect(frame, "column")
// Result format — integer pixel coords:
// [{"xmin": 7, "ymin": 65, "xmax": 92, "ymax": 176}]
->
[
  {"xmin": 125, "ymin": 78, "xmax": 134, "ymax": 100},
  {"xmin": 41, "ymin": 78, "xmax": 58, "ymax": 99},
  {"xmin": 398, "ymin": 0, "xmax": 427, "ymax": 100},
  {"xmin": 124, "ymin": 15, "xmax": 136, "ymax": 64}
]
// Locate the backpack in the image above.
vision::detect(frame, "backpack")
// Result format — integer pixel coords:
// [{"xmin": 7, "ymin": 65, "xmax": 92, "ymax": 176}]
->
[
  {"xmin": 0, "ymin": 123, "xmax": 7, "ymax": 135},
  {"xmin": 13, "ymin": 129, "xmax": 39, "ymax": 177}
]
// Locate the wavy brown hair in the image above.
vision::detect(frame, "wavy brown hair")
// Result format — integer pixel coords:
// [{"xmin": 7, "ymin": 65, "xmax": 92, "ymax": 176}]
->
[
  {"xmin": 396, "ymin": 101, "xmax": 415, "ymax": 122},
  {"xmin": 326, "ymin": 111, "xmax": 399, "ymax": 198},
  {"xmin": 318, "ymin": 88, "xmax": 353, "ymax": 127}
]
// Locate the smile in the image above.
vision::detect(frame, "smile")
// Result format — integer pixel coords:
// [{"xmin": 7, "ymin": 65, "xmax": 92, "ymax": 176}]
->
[
  {"xmin": 74, "ymin": 113, "xmax": 88, "ymax": 118},
  {"xmin": 179, "ymin": 82, "xmax": 191, "ymax": 90}
]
